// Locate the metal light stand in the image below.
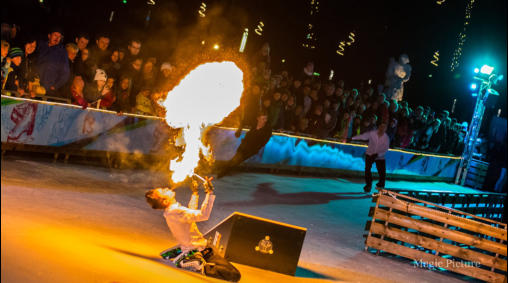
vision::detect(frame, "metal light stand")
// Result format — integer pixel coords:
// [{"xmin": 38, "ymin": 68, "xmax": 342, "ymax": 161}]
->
[{"xmin": 455, "ymin": 74, "xmax": 498, "ymax": 185}]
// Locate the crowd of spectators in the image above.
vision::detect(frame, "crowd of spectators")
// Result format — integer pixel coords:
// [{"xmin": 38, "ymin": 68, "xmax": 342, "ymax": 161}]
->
[
  {"xmin": 1, "ymin": 23, "xmax": 465, "ymax": 156},
  {"xmin": 1, "ymin": 25, "xmax": 169, "ymax": 117},
  {"xmin": 238, "ymin": 44, "xmax": 466, "ymax": 156}
]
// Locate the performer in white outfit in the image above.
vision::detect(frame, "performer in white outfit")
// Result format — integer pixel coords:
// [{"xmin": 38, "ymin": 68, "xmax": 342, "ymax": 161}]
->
[{"xmin": 145, "ymin": 177, "xmax": 241, "ymax": 281}]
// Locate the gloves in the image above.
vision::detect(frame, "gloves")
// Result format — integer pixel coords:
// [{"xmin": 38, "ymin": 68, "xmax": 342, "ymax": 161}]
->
[{"xmin": 203, "ymin": 176, "xmax": 215, "ymax": 194}]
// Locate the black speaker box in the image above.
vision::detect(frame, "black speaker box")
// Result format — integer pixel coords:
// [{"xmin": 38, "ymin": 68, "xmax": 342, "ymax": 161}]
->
[{"xmin": 204, "ymin": 212, "xmax": 306, "ymax": 275}]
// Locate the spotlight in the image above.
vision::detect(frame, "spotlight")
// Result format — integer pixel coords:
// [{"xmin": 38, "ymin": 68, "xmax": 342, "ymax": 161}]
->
[
  {"xmin": 480, "ymin": 64, "xmax": 494, "ymax": 75},
  {"xmin": 473, "ymin": 67, "xmax": 479, "ymax": 73},
  {"xmin": 470, "ymin": 83, "xmax": 477, "ymax": 90},
  {"xmin": 213, "ymin": 44, "xmax": 219, "ymax": 50}
]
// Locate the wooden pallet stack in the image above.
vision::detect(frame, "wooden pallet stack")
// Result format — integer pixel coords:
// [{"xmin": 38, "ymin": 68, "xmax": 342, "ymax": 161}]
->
[
  {"xmin": 387, "ymin": 189, "xmax": 505, "ymax": 223},
  {"xmin": 365, "ymin": 189, "xmax": 507, "ymax": 283}
]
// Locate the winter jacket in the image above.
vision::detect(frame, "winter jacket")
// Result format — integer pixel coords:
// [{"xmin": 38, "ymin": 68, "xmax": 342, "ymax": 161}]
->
[
  {"xmin": 111, "ymin": 90, "xmax": 133, "ymax": 113},
  {"xmin": 20, "ymin": 53, "xmax": 37, "ymax": 86},
  {"xmin": 83, "ymin": 83, "xmax": 102, "ymax": 103},
  {"xmin": 71, "ymin": 88, "xmax": 88, "ymax": 108},
  {"xmin": 88, "ymin": 47, "xmax": 110, "ymax": 70},
  {"xmin": 3, "ymin": 63, "xmax": 22, "ymax": 91},
  {"xmin": 36, "ymin": 41, "xmax": 70, "ymax": 90},
  {"xmin": 99, "ymin": 89, "xmax": 116, "ymax": 109}
]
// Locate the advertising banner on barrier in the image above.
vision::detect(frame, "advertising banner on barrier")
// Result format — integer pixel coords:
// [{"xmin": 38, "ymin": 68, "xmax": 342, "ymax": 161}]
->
[{"xmin": 1, "ymin": 96, "xmax": 459, "ymax": 179}]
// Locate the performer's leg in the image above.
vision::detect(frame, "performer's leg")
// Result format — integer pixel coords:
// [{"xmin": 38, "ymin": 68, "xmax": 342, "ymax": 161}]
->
[
  {"xmin": 375, "ymin": 158, "xmax": 386, "ymax": 188},
  {"xmin": 229, "ymin": 151, "xmax": 247, "ymax": 167},
  {"xmin": 217, "ymin": 151, "xmax": 245, "ymax": 178},
  {"xmin": 364, "ymin": 154, "xmax": 375, "ymax": 192},
  {"xmin": 202, "ymin": 247, "xmax": 241, "ymax": 282}
]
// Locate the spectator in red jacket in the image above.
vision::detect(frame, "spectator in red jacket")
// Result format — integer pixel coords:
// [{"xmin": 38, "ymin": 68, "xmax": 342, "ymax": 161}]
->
[{"xmin": 71, "ymin": 75, "xmax": 88, "ymax": 108}]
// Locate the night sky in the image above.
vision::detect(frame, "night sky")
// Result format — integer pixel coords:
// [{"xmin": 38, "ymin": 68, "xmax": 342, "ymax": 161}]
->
[{"xmin": 3, "ymin": 0, "xmax": 507, "ymax": 123}]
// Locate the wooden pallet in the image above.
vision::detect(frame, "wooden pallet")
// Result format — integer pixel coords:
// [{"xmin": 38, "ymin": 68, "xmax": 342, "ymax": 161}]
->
[
  {"xmin": 387, "ymin": 189, "xmax": 505, "ymax": 223},
  {"xmin": 365, "ymin": 189, "xmax": 507, "ymax": 283}
]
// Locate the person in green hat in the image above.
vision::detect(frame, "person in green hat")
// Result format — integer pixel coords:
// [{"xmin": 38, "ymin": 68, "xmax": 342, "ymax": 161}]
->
[{"xmin": 3, "ymin": 47, "xmax": 25, "ymax": 93}]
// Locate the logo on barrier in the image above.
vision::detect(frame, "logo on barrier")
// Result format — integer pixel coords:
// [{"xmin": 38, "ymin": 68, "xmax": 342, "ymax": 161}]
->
[{"xmin": 255, "ymin": 236, "xmax": 274, "ymax": 254}]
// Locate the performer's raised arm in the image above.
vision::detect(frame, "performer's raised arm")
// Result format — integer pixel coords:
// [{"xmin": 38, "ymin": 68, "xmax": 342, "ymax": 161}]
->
[
  {"xmin": 187, "ymin": 180, "xmax": 199, "ymax": 210},
  {"xmin": 182, "ymin": 177, "xmax": 216, "ymax": 222}
]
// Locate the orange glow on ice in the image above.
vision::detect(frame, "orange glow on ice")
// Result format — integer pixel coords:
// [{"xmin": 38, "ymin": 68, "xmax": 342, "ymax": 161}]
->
[{"xmin": 162, "ymin": 61, "xmax": 244, "ymax": 183}]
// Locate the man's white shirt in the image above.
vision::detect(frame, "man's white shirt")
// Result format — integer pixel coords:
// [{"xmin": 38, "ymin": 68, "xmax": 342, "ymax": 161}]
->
[
  {"xmin": 352, "ymin": 130, "xmax": 390, "ymax": 159},
  {"xmin": 163, "ymin": 193, "xmax": 216, "ymax": 252}
]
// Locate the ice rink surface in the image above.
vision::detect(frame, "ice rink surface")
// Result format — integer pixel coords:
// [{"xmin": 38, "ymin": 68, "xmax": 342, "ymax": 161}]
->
[{"xmin": 1, "ymin": 156, "xmax": 481, "ymax": 282}]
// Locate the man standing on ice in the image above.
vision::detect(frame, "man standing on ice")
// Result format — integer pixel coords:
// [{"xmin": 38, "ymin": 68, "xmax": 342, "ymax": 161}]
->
[
  {"xmin": 145, "ymin": 177, "xmax": 241, "ymax": 282},
  {"xmin": 351, "ymin": 121, "xmax": 390, "ymax": 193}
]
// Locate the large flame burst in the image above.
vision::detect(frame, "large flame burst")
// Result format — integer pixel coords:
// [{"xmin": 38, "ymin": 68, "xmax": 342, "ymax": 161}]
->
[{"xmin": 162, "ymin": 61, "xmax": 244, "ymax": 184}]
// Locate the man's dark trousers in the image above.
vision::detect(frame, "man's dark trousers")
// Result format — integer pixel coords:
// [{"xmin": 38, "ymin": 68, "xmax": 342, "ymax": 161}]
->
[{"xmin": 365, "ymin": 154, "xmax": 386, "ymax": 188}]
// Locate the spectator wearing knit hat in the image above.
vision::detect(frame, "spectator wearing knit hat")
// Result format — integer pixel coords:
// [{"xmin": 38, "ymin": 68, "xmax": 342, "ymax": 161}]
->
[
  {"xmin": 155, "ymin": 62, "xmax": 173, "ymax": 92},
  {"xmin": 36, "ymin": 26, "xmax": 70, "ymax": 97},
  {"xmin": 84, "ymin": 68, "xmax": 107, "ymax": 104},
  {"xmin": 3, "ymin": 47, "xmax": 24, "ymax": 92}
]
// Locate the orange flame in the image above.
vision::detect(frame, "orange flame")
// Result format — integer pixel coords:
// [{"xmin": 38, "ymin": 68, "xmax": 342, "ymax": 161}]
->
[{"xmin": 162, "ymin": 61, "xmax": 244, "ymax": 183}]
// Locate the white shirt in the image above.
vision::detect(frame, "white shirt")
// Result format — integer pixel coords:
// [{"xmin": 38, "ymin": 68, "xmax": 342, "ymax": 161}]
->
[
  {"xmin": 352, "ymin": 130, "xmax": 390, "ymax": 159},
  {"xmin": 163, "ymin": 193, "xmax": 216, "ymax": 252}
]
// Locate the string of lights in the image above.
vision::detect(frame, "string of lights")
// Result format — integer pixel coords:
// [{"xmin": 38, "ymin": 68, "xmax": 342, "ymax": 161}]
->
[
  {"xmin": 450, "ymin": 0, "xmax": 475, "ymax": 72},
  {"xmin": 336, "ymin": 31, "xmax": 356, "ymax": 56},
  {"xmin": 430, "ymin": 50, "xmax": 440, "ymax": 67},
  {"xmin": 336, "ymin": 41, "xmax": 345, "ymax": 56},
  {"xmin": 198, "ymin": 2, "xmax": 206, "ymax": 18},
  {"xmin": 302, "ymin": 0, "xmax": 319, "ymax": 50},
  {"xmin": 255, "ymin": 21, "xmax": 264, "ymax": 36}
]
